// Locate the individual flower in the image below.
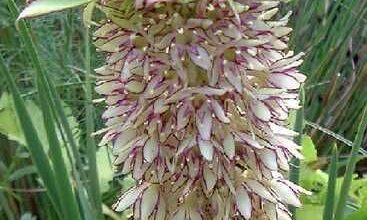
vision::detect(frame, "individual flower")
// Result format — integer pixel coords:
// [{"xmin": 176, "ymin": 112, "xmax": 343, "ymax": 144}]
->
[{"xmin": 94, "ymin": 0, "xmax": 309, "ymax": 219}]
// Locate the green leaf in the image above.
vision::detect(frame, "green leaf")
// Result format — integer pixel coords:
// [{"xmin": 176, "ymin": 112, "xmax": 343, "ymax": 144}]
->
[
  {"xmin": 82, "ymin": 1, "xmax": 96, "ymax": 27},
  {"xmin": 0, "ymin": 191, "xmax": 15, "ymax": 220},
  {"xmin": 1, "ymin": 50, "xmax": 62, "ymax": 219},
  {"xmin": 7, "ymin": 1, "xmax": 85, "ymax": 219},
  {"xmin": 97, "ymin": 146, "xmax": 113, "ymax": 192},
  {"xmin": 0, "ymin": 93, "xmax": 78, "ymax": 148},
  {"xmin": 335, "ymin": 106, "xmax": 367, "ymax": 220},
  {"xmin": 301, "ymin": 135, "xmax": 317, "ymax": 163},
  {"xmin": 9, "ymin": 166, "xmax": 37, "ymax": 182},
  {"xmin": 0, "ymin": 92, "xmax": 48, "ymax": 147},
  {"xmin": 299, "ymin": 165, "xmax": 328, "ymax": 204},
  {"xmin": 349, "ymin": 179, "xmax": 367, "ymax": 206},
  {"xmin": 0, "ymin": 92, "xmax": 23, "ymax": 143},
  {"xmin": 346, "ymin": 202, "xmax": 367, "ymax": 220},
  {"xmin": 18, "ymin": 0, "xmax": 94, "ymax": 19},
  {"xmin": 296, "ymin": 204, "xmax": 324, "ymax": 220}
]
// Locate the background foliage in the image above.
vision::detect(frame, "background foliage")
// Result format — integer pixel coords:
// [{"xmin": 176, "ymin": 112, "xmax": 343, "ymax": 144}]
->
[{"xmin": 0, "ymin": 0, "xmax": 366, "ymax": 219}]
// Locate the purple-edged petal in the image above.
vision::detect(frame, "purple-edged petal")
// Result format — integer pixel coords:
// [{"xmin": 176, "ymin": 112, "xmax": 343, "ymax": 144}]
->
[
  {"xmin": 251, "ymin": 101, "xmax": 271, "ymax": 121},
  {"xmin": 236, "ymin": 185, "xmax": 252, "ymax": 219},
  {"xmin": 235, "ymin": 132, "xmax": 263, "ymax": 149},
  {"xmin": 140, "ymin": 185, "xmax": 159, "ymax": 219},
  {"xmin": 198, "ymin": 137, "xmax": 214, "ymax": 161},
  {"xmin": 269, "ymin": 74, "xmax": 300, "ymax": 90},
  {"xmin": 211, "ymin": 99, "xmax": 230, "ymax": 123},
  {"xmin": 259, "ymin": 149, "xmax": 277, "ymax": 170},
  {"xmin": 143, "ymin": 136, "xmax": 159, "ymax": 162},
  {"xmin": 112, "ymin": 183, "xmax": 149, "ymax": 212},
  {"xmin": 196, "ymin": 104, "xmax": 212, "ymax": 140},
  {"xmin": 189, "ymin": 46, "xmax": 211, "ymax": 70},
  {"xmin": 271, "ymin": 180, "xmax": 301, "ymax": 207},
  {"xmin": 203, "ymin": 166, "xmax": 217, "ymax": 191},
  {"xmin": 223, "ymin": 132, "xmax": 235, "ymax": 159},
  {"xmin": 245, "ymin": 179, "xmax": 276, "ymax": 202},
  {"xmin": 177, "ymin": 101, "xmax": 192, "ymax": 130}
]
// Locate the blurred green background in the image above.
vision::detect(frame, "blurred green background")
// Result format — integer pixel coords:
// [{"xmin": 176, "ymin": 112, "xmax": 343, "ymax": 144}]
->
[{"xmin": 0, "ymin": 0, "xmax": 367, "ymax": 219}]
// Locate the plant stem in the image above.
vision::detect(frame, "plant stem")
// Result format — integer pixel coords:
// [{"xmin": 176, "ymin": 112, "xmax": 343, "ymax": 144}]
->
[
  {"xmin": 289, "ymin": 86, "xmax": 305, "ymax": 218},
  {"xmin": 84, "ymin": 15, "xmax": 103, "ymax": 220},
  {"xmin": 323, "ymin": 144, "xmax": 338, "ymax": 220}
]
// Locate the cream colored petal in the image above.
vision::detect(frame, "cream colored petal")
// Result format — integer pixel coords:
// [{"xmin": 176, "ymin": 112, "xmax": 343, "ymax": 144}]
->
[
  {"xmin": 271, "ymin": 180, "xmax": 301, "ymax": 207},
  {"xmin": 223, "ymin": 132, "xmax": 235, "ymax": 159},
  {"xmin": 245, "ymin": 180, "xmax": 276, "ymax": 202},
  {"xmin": 140, "ymin": 185, "xmax": 159, "ymax": 219},
  {"xmin": 143, "ymin": 136, "xmax": 159, "ymax": 163},
  {"xmin": 251, "ymin": 101, "xmax": 271, "ymax": 121},
  {"xmin": 198, "ymin": 138, "xmax": 214, "ymax": 161},
  {"xmin": 189, "ymin": 46, "xmax": 211, "ymax": 70},
  {"xmin": 235, "ymin": 186, "xmax": 252, "ymax": 219},
  {"xmin": 112, "ymin": 183, "xmax": 149, "ymax": 212},
  {"xmin": 203, "ymin": 165, "xmax": 217, "ymax": 192}
]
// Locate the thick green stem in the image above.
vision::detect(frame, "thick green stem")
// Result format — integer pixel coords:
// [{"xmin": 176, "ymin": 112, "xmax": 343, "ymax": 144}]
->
[
  {"xmin": 84, "ymin": 21, "xmax": 103, "ymax": 220},
  {"xmin": 289, "ymin": 86, "xmax": 305, "ymax": 218},
  {"xmin": 323, "ymin": 144, "xmax": 338, "ymax": 220}
]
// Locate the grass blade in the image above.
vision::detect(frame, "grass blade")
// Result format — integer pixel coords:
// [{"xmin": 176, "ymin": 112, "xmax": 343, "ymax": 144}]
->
[
  {"xmin": 0, "ymin": 191, "xmax": 15, "ymax": 220},
  {"xmin": 7, "ymin": 0, "xmax": 93, "ymax": 218},
  {"xmin": 37, "ymin": 81, "xmax": 82, "ymax": 220},
  {"xmin": 334, "ymin": 105, "xmax": 367, "ymax": 220},
  {"xmin": 0, "ymin": 54, "xmax": 62, "ymax": 219},
  {"xmin": 323, "ymin": 144, "xmax": 338, "ymax": 220},
  {"xmin": 7, "ymin": 0, "xmax": 86, "ymax": 184}
]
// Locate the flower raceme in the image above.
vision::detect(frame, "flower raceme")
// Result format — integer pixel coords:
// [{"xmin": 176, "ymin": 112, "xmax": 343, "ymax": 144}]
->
[{"xmin": 94, "ymin": 0, "xmax": 309, "ymax": 219}]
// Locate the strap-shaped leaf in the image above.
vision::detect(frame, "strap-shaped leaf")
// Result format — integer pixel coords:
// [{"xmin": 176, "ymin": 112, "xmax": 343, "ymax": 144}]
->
[{"xmin": 18, "ymin": 0, "xmax": 93, "ymax": 19}]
